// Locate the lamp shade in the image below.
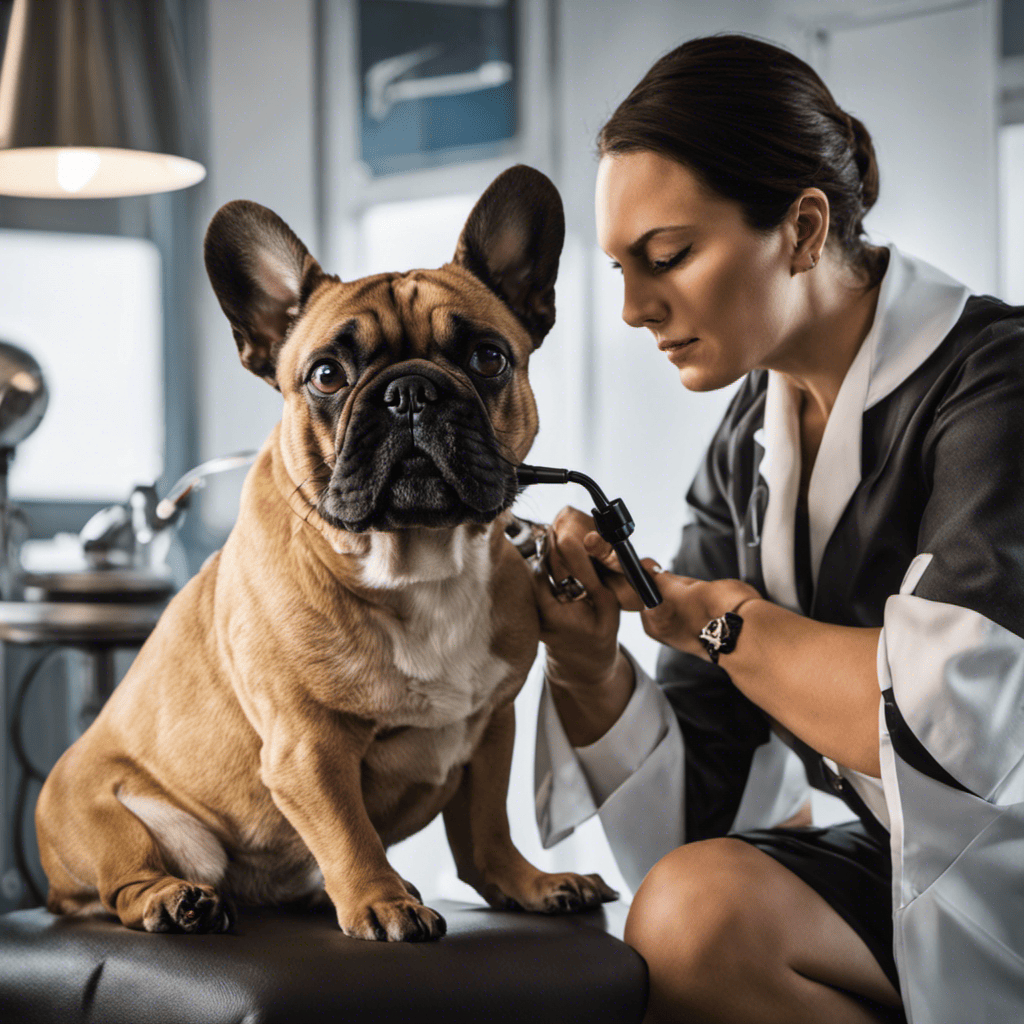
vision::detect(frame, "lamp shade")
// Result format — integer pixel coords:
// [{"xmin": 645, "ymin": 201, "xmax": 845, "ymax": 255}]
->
[{"xmin": 0, "ymin": 0, "xmax": 205, "ymax": 198}]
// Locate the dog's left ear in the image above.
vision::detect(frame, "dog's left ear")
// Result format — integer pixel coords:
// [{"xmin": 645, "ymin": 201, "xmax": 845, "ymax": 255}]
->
[
  {"xmin": 204, "ymin": 200, "xmax": 326, "ymax": 388},
  {"xmin": 453, "ymin": 165, "xmax": 564, "ymax": 347}
]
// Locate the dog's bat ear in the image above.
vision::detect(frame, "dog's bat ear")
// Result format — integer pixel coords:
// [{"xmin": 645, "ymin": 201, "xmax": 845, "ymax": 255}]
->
[
  {"xmin": 453, "ymin": 165, "xmax": 565, "ymax": 347},
  {"xmin": 204, "ymin": 200, "xmax": 326, "ymax": 388}
]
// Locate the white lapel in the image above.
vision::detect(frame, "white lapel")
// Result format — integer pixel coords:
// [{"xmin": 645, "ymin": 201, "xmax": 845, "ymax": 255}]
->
[
  {"xmin": 758, "ymin": 245, "xmax": 971, "ymax": 607},
  {"xmin": 864, "ymin": 246, "xmax": 971, "ymax": 412},
  {"xmin": 807, "ymin": 324, "xmax": 873, "ymax": 590},
  {"xmin": 758, "ymin": 370, "xmax": 802, "ymax": 612}
]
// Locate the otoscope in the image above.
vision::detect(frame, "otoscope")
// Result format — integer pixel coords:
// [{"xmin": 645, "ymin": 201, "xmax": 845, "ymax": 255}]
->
[{"xmin": 515, "ymin": 464, "xmax": 663, "ymax": 608}]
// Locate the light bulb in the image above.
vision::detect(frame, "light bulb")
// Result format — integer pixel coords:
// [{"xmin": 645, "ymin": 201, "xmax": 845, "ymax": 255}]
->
[{"xmin": 55, "ymin": 149, "xmax": 103, "ymax": 193}]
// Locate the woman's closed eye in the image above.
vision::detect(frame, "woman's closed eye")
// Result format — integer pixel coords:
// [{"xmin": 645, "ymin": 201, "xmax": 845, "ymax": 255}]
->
[
  {"xmin": 650, "ymin": 245, "xmax": 692, "ymax": 273},
  {"xmin": 607, "ymin": 245, "xmax": 693, "ymax": 274}
]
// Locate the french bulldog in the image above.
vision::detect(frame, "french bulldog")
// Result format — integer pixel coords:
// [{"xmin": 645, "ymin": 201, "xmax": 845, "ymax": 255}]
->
[{"xmin": 35, "ymin": 165, "xmax": 616, "ymax": 940}]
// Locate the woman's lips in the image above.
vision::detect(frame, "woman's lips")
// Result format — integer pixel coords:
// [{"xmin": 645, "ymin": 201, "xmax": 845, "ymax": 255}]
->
[{"xmin": 659, "ymin": 338, "xmax": 698, "ymax": 357}]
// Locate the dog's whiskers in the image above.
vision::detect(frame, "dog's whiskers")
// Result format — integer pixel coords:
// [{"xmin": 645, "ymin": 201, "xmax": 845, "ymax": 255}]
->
[{"xmin": 288, "ymin": 472, "xmax": 316, "ymax": 502}]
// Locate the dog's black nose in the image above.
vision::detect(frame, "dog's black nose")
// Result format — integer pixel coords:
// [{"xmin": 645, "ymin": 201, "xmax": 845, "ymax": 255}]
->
[{"xmin": 383, "ymin": 375, "xmax": 437, "ymax": 421}]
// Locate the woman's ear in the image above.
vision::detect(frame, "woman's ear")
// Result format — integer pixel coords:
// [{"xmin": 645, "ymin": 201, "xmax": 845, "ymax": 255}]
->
[{"xmin": 788, "ymin": 188, "xmax": 830, "ymax": 275}]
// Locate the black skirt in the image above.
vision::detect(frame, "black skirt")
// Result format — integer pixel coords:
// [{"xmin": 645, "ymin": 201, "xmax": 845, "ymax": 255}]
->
[{"xmin": 730, "ymin": 819, "xmax": 905, "ymax": 1021}]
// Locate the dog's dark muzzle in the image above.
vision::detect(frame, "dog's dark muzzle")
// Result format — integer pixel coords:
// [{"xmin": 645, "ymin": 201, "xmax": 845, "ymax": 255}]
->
[{"xmin": 321, "ymin": 363, "xmax": 518, "ymax": 532}]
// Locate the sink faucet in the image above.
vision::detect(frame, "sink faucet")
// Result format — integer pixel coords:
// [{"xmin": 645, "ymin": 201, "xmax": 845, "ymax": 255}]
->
[{"xmin": 80, "ymin": 451, "xmax": 258, "ymax": 571}]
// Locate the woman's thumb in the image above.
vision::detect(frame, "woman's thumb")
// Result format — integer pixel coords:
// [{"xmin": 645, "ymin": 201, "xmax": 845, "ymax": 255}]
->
[
  {"xmin": 640, "ymin": 597, "xmax": 675, "ymax": 639},
  {"xmin": 584, "ymin": 531, "xmax": 615, "ymax": 564}
]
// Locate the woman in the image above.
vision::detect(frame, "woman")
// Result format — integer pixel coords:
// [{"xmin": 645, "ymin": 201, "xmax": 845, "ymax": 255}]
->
[{"xmin": 534, "ymin": 34, "xmax": 1024, "ymax": 1024}]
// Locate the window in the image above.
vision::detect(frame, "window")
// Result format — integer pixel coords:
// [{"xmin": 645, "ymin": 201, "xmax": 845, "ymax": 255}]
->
[
  {"xmin": 999, "ymin": 124, "xmax": 1024, "ymax": 303},
  {"xmin": 358, "ymin": 194, "xmax": 477, "ymax": 276},
  {"xmin": 0, "ymin": 230, "xmax": 163, "ymax": 501}
]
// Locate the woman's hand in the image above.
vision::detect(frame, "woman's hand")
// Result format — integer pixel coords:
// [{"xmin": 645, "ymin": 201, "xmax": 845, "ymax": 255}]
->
[
  {"xmin": 580, "ymin": 531, "xmax": 761, "ymax": 659},
  {"xmin": 533, "ymin": 506, "xmax": 624, "ymax": 690},
  {"xmin": 531, "ymin": 506, "xmax": 643, "ymax": 746},
  {"xmin": 638, "ymin": 573, "xmax": 761, "ymax": 657}
]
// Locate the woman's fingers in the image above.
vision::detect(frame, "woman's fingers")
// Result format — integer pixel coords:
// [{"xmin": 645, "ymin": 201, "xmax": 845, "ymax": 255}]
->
[
  {"xmin": 596, "ymin": 566, "xmax": 645, "ymax": 613},
  {"xmin": 545, "ymin": 506, "xmax": 596, "ymax": 583},
  {"xmin": 582, "ymin": 536, "xmax": 666, "ymax": 612},
  {"xmin": 539, "ymin": 504, "xmax": 674, "ymax": 615},
  {"xmin": 549, "ymin": 528, "xmax": 620, "ymax": 629},
  {"xmin": 582, "ymin": 531, "xmax": 622, "ymax": 573},
  {"xmin": 533, "ymin": 555, "xmax": 577, "ymax": 622},
  {"xmin": 638, "ymin": 574, "xmax": 750, "ymax": 656}
]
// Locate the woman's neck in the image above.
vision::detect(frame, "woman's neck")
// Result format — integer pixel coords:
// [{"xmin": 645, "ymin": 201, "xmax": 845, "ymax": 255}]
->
[{"xmin": 766, "ymin": 249, "xmax": 885, "ymax": 423}]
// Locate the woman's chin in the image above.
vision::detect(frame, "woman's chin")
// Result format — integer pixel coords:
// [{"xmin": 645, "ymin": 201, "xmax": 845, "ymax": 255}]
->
[{"xmin": 676, "ymin": 364, "xmax": 738, "ymax": 393}]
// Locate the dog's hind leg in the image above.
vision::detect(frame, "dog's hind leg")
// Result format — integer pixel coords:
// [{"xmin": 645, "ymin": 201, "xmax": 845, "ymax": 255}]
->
[{"xmin": 36, "ymin": 768, "xmax": 233, "ymax": 934}]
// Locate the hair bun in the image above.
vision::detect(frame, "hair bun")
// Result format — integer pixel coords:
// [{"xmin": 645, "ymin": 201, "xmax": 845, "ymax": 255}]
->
[{"xmin": 847, "ymin": 113, "xmax": 879, "ymax": 213}]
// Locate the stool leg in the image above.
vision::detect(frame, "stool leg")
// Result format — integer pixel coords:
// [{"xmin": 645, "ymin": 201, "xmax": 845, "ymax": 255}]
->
[{"xmin": 68, "ymin": 647, "xmax": 117, "ymax": 741}]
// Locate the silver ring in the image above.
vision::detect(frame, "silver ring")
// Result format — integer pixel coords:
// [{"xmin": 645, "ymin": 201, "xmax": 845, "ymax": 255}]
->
[{"xmin": 551, "ymin": 575, "xmax": 588, "ymax": 603}]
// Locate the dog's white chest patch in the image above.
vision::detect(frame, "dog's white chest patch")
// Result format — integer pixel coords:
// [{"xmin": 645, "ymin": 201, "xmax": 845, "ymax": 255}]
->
[{"xmin": 363, "ymin": 528, "xmax": 511, "ymax": 727}]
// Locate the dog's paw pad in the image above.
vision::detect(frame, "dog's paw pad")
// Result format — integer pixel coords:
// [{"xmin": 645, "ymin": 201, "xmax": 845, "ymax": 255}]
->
[
  {"xmin": 550, "ymin": 887, "xmax": 584, "ymax": 913},
  {"xmin": 145, "ymin": 883, "xmax": 233, "ymax": 934},
  {"xmin": 482, "ymin": 883, "xmax": 524, "ymax": 912},
  {"xmin": 342, "ymin": 897, "xmax": 446, "ymax": 942},
  {"xmin": 490, "ymin": 871, "xmax": 619, "ymax": 915},
  {"xmin": 542, "ymin": 873, "xmax": 619, "ymax": 914}
]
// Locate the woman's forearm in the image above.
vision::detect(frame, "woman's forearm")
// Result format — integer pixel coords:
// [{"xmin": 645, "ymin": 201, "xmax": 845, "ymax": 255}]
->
[
  {"xmin": 547, "ymin": 650, "xmax": 636, "ymax": 747},
  {"xmin": 723, "ymin": 599, "xmax": 883, "ymax": 776}
]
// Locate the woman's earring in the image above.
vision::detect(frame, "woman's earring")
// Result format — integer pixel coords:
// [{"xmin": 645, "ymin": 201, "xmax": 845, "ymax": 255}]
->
[{"xmin": 794, "ymin": 251, "xmax": 819, "ymax": 275}]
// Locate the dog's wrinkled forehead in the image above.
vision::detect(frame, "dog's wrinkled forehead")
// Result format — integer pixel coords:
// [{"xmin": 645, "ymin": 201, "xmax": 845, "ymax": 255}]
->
[
  {"xmin": 278, "ymin": 266, "xmax": 530, "ymax": 383},
  {"xmin": 205, "ymin": 166, "xmax": 564, "ymax": 389}
]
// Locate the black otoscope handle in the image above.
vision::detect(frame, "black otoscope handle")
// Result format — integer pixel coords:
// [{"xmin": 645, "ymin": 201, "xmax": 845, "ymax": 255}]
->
[{"xmin": 515, "ymin": 464, "xmax": 663, "ymax": 608}]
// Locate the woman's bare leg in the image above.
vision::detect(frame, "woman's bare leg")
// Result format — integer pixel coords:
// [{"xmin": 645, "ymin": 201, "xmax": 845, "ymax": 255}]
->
[{"xmin": 625, "ymin": 838, "xmax": 901, "ymax": 1024}]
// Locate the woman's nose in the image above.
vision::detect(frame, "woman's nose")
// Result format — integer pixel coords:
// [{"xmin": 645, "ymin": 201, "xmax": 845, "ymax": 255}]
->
[{"xmin": 621, "ymin": 275, "xmax": 667, "ymax": 329}]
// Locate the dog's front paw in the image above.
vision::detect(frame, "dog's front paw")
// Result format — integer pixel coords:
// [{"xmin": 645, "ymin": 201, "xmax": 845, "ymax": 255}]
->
[
  {"xmin": 338, "ymin": 894, "xmax": 446, "ymax": 942},
  {"xmin": 142, "ymin": 881, "xmax": 235, "ymax": 934},
  {"xmin": 483, "ymin": 870, "xmax": 618, "ymax": 915}
]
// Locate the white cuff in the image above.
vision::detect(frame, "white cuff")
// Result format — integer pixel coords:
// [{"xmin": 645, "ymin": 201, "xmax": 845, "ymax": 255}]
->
[
  {"xmin": 594, "ymin": 701, "xmax": 686, "ymax": 893},
  {"xmin": 535, "ymin": 678, "xmax": 597, "ymax": 849},
  {"xmin": 574, "ymin": 652, "xmax": 670, "ymax": 805},
  {"xmin": 534, "ymin": 650, "xmax": 677, "ymax": 849},
  {"xmin": 882, "ymin": 588, "xmax": 1024, "ymax": 803},
  {"xmin": 533, "ymin": 650, "xmax": 688, "ymax": 893}
]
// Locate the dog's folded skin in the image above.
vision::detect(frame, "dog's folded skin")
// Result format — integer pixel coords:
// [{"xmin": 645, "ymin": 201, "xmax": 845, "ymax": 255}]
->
[{"xmin": 35, "ymin": 166, "xmax": 617, "ymax": 941}]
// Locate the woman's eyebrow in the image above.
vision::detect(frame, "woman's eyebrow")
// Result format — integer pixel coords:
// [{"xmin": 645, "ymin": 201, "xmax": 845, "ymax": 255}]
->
[{"xmin": 627, "ymin": 225, "xmax": 694, "ymax": 257}]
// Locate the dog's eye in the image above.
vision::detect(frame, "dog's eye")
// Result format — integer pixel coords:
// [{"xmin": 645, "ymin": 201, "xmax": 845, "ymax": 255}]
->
[
  {"xmin": 308, "ymin": 360, "xmax": 347, "ymax": 395},
  {"xmin": 468, "ymin": 344, "xmax": 508, "ymax": 379}
]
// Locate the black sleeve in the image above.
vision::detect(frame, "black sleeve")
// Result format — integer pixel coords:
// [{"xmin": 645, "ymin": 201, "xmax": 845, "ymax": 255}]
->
[
  {"xmin": 883, "ymin": 308, "xmax": 1024, "ymax": 798},
  {"xmin": 656, "ymin": 386, "xmax": 773, "ymax": 842},
  {"xmin": 914, "ymin": 313, "xmax": 1024, "ymax": 634}
]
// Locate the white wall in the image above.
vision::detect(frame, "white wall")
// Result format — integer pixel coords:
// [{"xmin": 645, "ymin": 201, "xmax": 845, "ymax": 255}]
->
[
  {"xmin": 798, "ymin": 0, "xmax": 999, "ymax": 293},
  {"xmin": 1000, "ymin": 122, "xmax": 1024, "ymax": 303}
]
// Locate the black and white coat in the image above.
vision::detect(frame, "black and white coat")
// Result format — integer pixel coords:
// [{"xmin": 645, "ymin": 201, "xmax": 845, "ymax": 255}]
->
[{"xmin": 536, "ymin": 246, "xmax": 1024, "ymax": 1023}]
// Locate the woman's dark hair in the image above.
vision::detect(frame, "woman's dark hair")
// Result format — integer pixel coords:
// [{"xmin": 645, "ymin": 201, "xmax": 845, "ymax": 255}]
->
[{"xmin": 598, "ymin": 35, "xmax": 883, "ymax": 283}]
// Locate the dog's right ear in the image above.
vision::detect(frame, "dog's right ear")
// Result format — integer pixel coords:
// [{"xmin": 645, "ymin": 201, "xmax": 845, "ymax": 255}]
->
[{"xmin": 204, "ymin": 201, "xmax": 326, "ymax": 388}]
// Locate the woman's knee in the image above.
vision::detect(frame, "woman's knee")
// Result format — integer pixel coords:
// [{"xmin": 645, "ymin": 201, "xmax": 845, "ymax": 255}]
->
[{"xmin": 624, "ymin": 837, "xmax": 775, "ymax": 978}]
